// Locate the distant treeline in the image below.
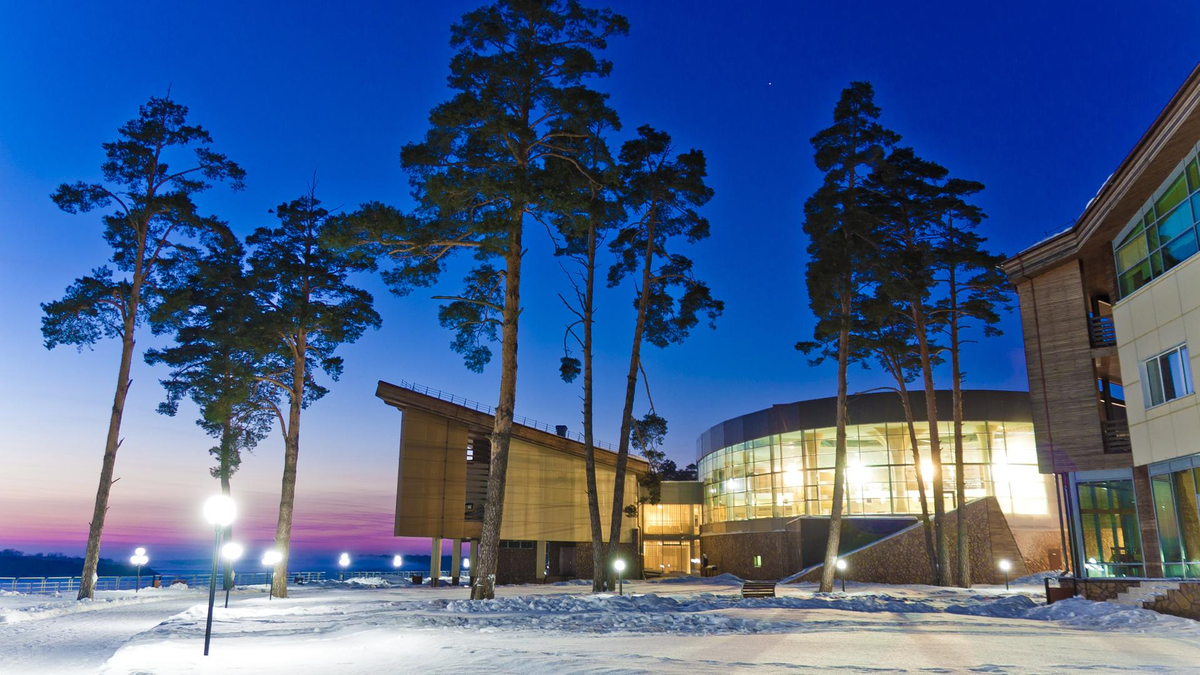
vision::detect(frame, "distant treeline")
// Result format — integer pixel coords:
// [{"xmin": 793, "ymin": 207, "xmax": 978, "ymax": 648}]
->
[{"xmin": 0, "ymin": 549, "xmax": 158, "ymax": 577}]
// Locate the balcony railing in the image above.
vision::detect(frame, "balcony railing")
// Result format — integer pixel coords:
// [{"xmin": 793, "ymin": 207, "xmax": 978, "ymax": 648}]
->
[
  {"xmin": 1089, "ymin": 315, "xmax": 1117, "ymax": 348},
  {"xmin": 1101, "ymin": 419, "xmax": 1132, "ymax": 454}
]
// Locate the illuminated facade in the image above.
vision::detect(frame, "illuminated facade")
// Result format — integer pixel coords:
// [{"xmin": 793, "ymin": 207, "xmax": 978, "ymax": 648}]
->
[{"xmin": 698, "ymin": 419, "xmax": 1045, "ymax": 524}]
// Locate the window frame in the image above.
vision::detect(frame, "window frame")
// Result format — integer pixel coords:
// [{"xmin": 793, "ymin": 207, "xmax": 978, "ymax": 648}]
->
[{"xmin": 1142, "ymin": 343, "xmax": 1195, "ymax": 409}]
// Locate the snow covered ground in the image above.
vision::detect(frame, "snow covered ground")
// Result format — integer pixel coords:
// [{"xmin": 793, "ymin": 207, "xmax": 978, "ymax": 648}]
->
[{"xmin": 2, "ymin": 576, "xmax": 1198, "ymax": 673}]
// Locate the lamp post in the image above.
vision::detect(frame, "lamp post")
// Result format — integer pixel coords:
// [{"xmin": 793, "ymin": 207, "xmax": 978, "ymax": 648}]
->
[
  {"xmin": 339, "ymin": 553, "xmax": 351, "ymax": 581},
  {"xmin": 129, "ymin": 548, "xmax": 149, "ymax": 593},
  {"xmin": 998, "ymin": 559, "xmax": 1012, "ymax": 591},
  {"xmin": 202, "ymin": 495, "xmax": 236, "ymax": 656},
  {"xmin": 221, "ymin": 543, "xmax": 243, "ymax": 609},
  {"xmin": 262, "ymin": 550, "xmax": 282, "ymax": 600},
  {"xmin": 392, "ymin": 554, "xmax": 403, "ymax": 577},
  {"xmin": 613, "ymin": 559, "xmax": 626, "ymax": 596},
  {"xmin": 835, "ymin": 559, "xmax": 847, "ymax": 593}
]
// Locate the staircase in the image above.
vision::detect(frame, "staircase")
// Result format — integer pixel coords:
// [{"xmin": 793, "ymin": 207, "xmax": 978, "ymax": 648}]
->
[{"xmin": 1111, "ymin": 581, "xmax": 1182, "ymax": 607}]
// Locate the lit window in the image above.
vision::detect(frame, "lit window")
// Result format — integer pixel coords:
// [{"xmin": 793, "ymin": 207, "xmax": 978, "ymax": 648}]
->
[
  {"xmin": 752, "ymin": 555, "xmax": 762, "ymax": 568},
  {"xmin": 1143, "ymin": 344, "xmax": 1194, "ymax": 407}
]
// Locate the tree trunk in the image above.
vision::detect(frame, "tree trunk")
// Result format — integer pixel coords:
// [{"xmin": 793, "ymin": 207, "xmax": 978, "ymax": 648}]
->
[
  {"xmin": 950, "ymin": 268, "xmax": 970, "ymax": 588},
  {"xmin": 581, "ymin": 222, "xmax": 606, "ymax": 593},
  {"xmin": 605, "ymin": 218, "xmax": 657, "ymax": 587},
  {"xmin": 912, "ymin": 302, "xmax": 949, "ymax": 585},
  {"xmin": 220, "ymin": 419, "xmax": 235, "ymax": 591},
  {"xmin": 77, "ymin": 328, "xmax": 136, "ymax": 600},
  {"xmin": 472, "ymin": 219, "xmax": 524, "ymax": 600},
  {"xmin": 820, "ymin": 292, "xmax": 852, "ymax": 593},
  {"xmin": 272, "ymin": 336, "xmax": 306, "ymax": 599},
  {"xmin": 894, "ymin": 374, "xmax": 938, "ymax": 583}
]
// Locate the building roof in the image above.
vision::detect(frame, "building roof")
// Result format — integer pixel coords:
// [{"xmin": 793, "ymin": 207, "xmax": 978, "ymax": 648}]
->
[
  {"xmin": 375, "ymin": 379, "xmax": 649, "ymax": 472},
  {"xmin": 696, "ymin": 389, "xmax": 1032, "ymax": 461},
  {"xmin": 1002, "ymin": 62, "xmax": 1200, "ymax": 282}
]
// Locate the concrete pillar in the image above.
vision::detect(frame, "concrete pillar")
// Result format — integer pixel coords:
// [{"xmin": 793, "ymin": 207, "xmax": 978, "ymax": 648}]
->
[
  {"xmin": 450, "ymin": 538, "xmax": 463, "ymax": 586},
  {"xmin": 469, "ymin": 539, "xmax": 479, "ymax": 588},
  {"xmin": 430, "ymin": 537, "xmax": 443, "ymax": 587},
  {"xmin": 535, "ymin": 540, "xmax": 547, "ymax": 582}
]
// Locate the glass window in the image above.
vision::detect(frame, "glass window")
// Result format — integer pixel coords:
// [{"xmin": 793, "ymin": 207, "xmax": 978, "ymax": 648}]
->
[
  {"xmin": 1077, "ymin": 479, "xmax": 1144, "ymax": 578},
  {"xmin": 1143, "ymin": 344, "xmax": 1194, "ymax": 408},
  {"xmin": 1114, "ymin": 152, "xmax": 1200, "ymax": 295}
]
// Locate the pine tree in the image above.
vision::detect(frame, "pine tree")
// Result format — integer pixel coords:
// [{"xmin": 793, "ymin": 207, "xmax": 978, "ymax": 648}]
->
[
  {"xmin": 145, "ymin": 238, "xmax": 276, "ymax": 589},
  {"xmin": 333, "ymin": 0, "xmax": 626, "ymax": 600},
  {"xmin": 41, "ymin": 95, "xmax": 244, "ymax": 599},
  {"xmin": 247, "ymin": 188, "xmax": 380, "ymax": 598},
  {"xmin": 797, "ymin": 82, "xmax": 898, "ymax": 593},
  {"xmin": 930, "ymin": 186, "xmax": 1010, "ymax": 588},
  {"xmin": 606, "ymin": 125, "xmax": 722, "ymax": 584},
  {"xmin": 554, "ymin": 121, "xmax": 622, "ymax": 592}
]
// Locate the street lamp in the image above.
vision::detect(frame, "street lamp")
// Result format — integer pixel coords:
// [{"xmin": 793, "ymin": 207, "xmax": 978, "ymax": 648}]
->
[
  {"xmin": 462, "ymin": 557, "xmax": 470, "ymax": 570},
  {"xmin": 613, "ymin": 559, "xmax": 627, "ymax": 596},
  {"xmin": 998, "ymin": 559, "xmax": 1012, "ymax": 590},
  {"xmin": 129, "ymin": 547, "xmax": 149, "ymax": 593},
  {"xmin": 221, "ymin": 543, "xmax": 244, "ymax": 609},
  {"xmin": 338, "ymin": 552, "xmax": 351, "ymax": 581},
  {"xmin": 835, "ymin": 558, "xmax": 847, "ymax": 593},
  {"xmin": 392, "ymin": 554, "xmax": 403, "ymax": 569},
  {"xmin": 202, "ymin": 495, "xmax": 236, "ymax": 656},
  {"xmin": 262, "ymin": 550, "xmax": 282, "ymax": 600}
]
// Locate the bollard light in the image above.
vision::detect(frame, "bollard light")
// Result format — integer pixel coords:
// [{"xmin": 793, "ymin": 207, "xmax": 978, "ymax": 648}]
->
[
  {"xmin": 262, "ymin": 550, "xmax": 282, "ymax": 601},
  {"xmin": 998, "ymin": 559, "xmax": 1012, "ymax": 590},
  {"xmin": 339, "ymin": 552, "xmax": 351, "ymax": 581},
  {"xmin": 835, "ymin": 559, "xmax": 847, "ymax": 593},
  {"xmin": 613, "ymin": 559, "xmax": 627, "ymax": 596},
  {"xmin": 129, "ymin": 549, "xmax": 149, "ymax": 593},
  {"xmin": 201, "ymin": 495, "xmax": 236, "ymax": 656}
]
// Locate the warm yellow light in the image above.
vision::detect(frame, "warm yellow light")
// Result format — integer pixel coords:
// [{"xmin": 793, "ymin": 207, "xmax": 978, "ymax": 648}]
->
[{"xmin": 782, "ymin": 470, "xmax": 803, "ymax": 487}]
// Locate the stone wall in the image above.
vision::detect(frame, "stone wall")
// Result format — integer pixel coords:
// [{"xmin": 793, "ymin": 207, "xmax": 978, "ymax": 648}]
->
[
  {"xmin": 1147, "ymin": 583, "xmax": 1200, "ymax": 620},
  {"xmin": 790, "ymin": 497, "xmax": 1031, "ymax": 585},
  {"xmin": 699, "ymin": 528, "xmax": 802, "ymax": 581},
  {"xmin": 1013, "ymin": 529, "xmax": 1065, "ymax": 573},
  {"xmin": 496, "ymin": 546, "xmax": 537, "ymax": 585},
  {"xmin": 573, "ymin": 541, "xmax": 639, "ymax": 581}
]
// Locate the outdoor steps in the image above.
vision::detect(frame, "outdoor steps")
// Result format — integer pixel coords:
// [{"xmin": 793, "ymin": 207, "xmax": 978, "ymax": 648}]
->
[{"xmin": 1111, "ymin": 581, "xmax": 1183, "ymax": 607}]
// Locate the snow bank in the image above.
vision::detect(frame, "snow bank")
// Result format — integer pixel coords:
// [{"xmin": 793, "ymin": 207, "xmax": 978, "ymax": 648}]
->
[
  {"xmin": 0, "ymin": 586, "xmax": 198, "ymax": 624},
  {"xmin": 947, "ymin": 595, "xmax": 1200, "ymax": 634}
]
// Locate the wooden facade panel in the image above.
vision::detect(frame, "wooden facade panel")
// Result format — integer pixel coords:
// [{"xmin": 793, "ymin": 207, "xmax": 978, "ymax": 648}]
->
[
  {"xmin": 1017, "ymin": 262, "xmax": 1127, "ymax": 473},
  {"xmin": 394, "ymin": 409, "xmax": 469, "ymax": 539}
]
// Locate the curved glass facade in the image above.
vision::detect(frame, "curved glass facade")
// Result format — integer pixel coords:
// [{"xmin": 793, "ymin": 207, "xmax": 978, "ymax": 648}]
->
[{"xmin": 698, "ymin": 420, "xmax": 1045, "ymax": 524}]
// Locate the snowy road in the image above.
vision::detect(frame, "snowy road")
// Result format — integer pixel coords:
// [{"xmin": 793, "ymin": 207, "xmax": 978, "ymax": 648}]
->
[
  {"xmin": 4, "ymin": 579, "xmax": 1200, "ymax": 673},
  {"xmin": 0, "ymin": 589, "xmax": 205, "ymax": 674}
]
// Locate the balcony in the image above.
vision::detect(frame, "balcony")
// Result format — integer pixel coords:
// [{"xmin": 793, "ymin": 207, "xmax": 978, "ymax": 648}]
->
[
  {"xmin": 1089, "ymin": 315, "xmax": 1117, "ymax": 348},
  {"xmin": 1101, "ymin": 419, "xmax": 1132, "ymax": 454}
]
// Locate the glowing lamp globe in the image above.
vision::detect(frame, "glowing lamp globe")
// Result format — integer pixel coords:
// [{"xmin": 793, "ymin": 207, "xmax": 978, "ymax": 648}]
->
[
  {"xmin": 339, "ymin": 553, "xmax": 351, "ymax": 568},
  {"xmin": 135, "ymin": 547, "xmax": 146, "ymax": 557},
  {"xmin": 262, "ymin": 550, "xmax": 282, "ymax": 566},
  {"xmin": 392, "ymin": 555, "xmax": 403, "ymax": 568},
  {"xmin": 835, "ymin": 559, "xmax": 847, "ymax": 571},
  {"xmin": 998, "ymin": 559, "xmax": 1012, "ymax": 572},
  {"xmin": 203, "ymin": 495, "xmax": 237, "ymax": 527},
  {"xmin": 613, "ymin": 559, "xmax": 626, "ymax": 573},
  {"xmin": 222, "ymin": 542, "xmax": 244, "ymax": 561},
  {"xmin": 462, "ymin": 557, "xmax": 470, "ymax": 570}
]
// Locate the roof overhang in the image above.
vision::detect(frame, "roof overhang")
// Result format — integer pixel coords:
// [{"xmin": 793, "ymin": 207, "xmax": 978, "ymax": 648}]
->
[
  {"xmin": 1003, "ymin": 62, "xmax": 1200, "ymax": 283},
  {"xmin": 375, "ymin": 380, "xmax": 649, "ymax": 473}
]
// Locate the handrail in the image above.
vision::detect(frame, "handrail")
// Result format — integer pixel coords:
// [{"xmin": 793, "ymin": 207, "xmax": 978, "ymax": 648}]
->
[
  {"xmin": 1101, "ymin": 418, "xmax": 1132, "ymax": 454},
  {"xmin": 1089, "ymin": 315, "xmax": 1117, "ymax": 348},
  {"xmin": 396, "ymin": 379, "xmax": 616, "ymax": 451}
]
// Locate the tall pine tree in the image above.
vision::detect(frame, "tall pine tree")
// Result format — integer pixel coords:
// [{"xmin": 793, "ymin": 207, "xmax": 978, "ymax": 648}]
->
[
  {"xmin": 797, "ymin": 82, "xmax": 897, "ymax": 593},
  {"xmin": 41, "ymin": 96, "xmax": 244, "ymax": 599},
  {"xmin": 248, "ymin": 188, "xmax": 380, "ymax": 598},
  {"xmin": 333, "ymin": 0, "xmax": 626, "ymax": 599}
]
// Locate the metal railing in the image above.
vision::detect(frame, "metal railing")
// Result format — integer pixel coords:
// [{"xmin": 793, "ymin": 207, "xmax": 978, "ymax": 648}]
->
[
  {"xmin": 397, "ymin": 379, "xmax": 616, "ymax": 451},
  {"xmin": 1089, "ymin": 315, "xmax": 1117, "ymax": 347},
  {"xmin": 1101, "ymin": 419, "xmax": 1132, "ymax": 453},
  {"xmin": 0, "ymin": 571, "xmax": 326, "ymax": 595}
]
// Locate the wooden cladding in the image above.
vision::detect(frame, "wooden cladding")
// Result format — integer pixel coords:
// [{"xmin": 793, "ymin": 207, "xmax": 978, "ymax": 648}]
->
[{"xmin": 1017, "ymin": 261, "xmax": 1131, "ymax": 473}]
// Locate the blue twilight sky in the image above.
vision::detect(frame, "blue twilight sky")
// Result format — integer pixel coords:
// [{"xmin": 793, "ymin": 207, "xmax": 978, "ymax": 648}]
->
[{"xmin": 1, "ymin": 1, "xmax": 1197, "ymax": 565}]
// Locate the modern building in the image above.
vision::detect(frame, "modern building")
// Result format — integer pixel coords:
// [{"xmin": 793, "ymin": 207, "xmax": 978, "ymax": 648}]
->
[
  {"xmin": 377, "ymin": 380, "xmax": 646, "ymax": 585},
  {"xmin": 380, "ymin": 379, "xmax": 1058, "ymax": 583},
  {"xmin": 694, "ymin": 389, "xmax": 1061, "ymax": 580},
  {"xmin": 1002, "ymin": 64, "xmax": 1200, "ymax": 580}
]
